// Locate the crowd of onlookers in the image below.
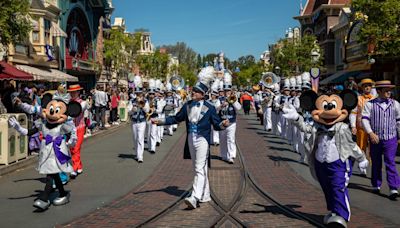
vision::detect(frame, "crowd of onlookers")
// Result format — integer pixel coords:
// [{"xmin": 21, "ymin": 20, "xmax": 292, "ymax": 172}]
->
[{"xmin": 0, "ymin": 80, "xmax": 130, "ymax": 154}]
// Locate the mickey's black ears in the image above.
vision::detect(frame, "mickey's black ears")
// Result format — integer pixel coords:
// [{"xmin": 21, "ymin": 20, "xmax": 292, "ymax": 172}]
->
[
  {"xmin": 41, "ymin": 93, "xmax": 53, "ymax": 108},
  {"xmin": 300, "ymin": 90, "xmax": 318, "ymax": 111},
  {"xmin": 67, "ymin": 101, "xmax": 82, "ymax": 118},
  {"xmin": 340, "ymin": 89, "xmax": 358, "ymax": 110}
]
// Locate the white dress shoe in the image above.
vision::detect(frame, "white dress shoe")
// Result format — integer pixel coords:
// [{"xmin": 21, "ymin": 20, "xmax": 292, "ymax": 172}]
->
[{"xmin": 184, "ymin": 196, "xmax": 197, "ymax": 209}]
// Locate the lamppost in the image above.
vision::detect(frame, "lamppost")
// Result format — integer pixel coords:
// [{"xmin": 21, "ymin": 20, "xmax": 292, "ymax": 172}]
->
[{"xmin": 310, "ymin": 48, "xmax": 321, "ymax": 93}]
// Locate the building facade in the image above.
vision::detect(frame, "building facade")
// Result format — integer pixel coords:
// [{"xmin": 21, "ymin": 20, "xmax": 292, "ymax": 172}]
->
[{"xmin": 58, "ymin": 0, "xmax": 113, "ymax": 90}]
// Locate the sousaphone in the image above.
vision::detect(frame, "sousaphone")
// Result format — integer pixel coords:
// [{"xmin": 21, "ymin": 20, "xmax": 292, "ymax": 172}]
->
[
  {"xmin": 260, "ymin": 72, "xmax": 280, "ymax": 88},
  {"xmin": 170, "ymin": 75, "xmax": 185, "ymax": 91}
]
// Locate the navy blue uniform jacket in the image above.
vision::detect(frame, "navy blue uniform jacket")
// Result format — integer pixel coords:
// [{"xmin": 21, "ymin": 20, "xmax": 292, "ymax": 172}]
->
[{"xmin": 160, "ymin": 100, "xmax": 225, "ymax": 159}]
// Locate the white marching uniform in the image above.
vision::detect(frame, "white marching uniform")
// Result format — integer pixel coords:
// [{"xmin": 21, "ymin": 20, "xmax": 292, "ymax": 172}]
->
[
  {"xmin": 156, "ymin": 97, "xmax": 166, "ymax": 144},
  {"xmin": 219, "ymin": 101, "xmax": 241, "ymax": 161},
  {"xmin": 288, "ymin": 95, "xmax": 301, "ymax": 150},
  {"xmin": 210, "ymin": 98, "xmax": 221, "ymax": 145},
  {"xmin": 164, "ymin": 95, "xmax": 178, "ymax": 136},
  {"xmin": 128, "ymin": 99, "xmax": 150, "ymax": 161},
  {"xmin": 146, "ymin": 98, "xmax": 158, "ymax": 153},
  {"xmin": 261, "ymin": 92, "xmax": 273, "ymax": 131}
]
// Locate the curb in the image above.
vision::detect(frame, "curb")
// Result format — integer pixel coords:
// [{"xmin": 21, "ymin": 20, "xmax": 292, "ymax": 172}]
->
[{"xmin": 0, "ymin": 122, "xmax": 128, "ymax": 177}]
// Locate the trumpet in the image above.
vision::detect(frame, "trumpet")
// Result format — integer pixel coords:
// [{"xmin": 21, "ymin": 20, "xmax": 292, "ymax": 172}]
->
[
  {"xmin": 228, "ymin": 94, "xmax": 237, "ymax": 104},
  {"xmin": 146, "ymin": 100, "xmax": 156, "ymax": 121}
]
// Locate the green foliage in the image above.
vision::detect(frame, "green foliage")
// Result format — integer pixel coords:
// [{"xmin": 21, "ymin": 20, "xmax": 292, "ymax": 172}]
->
[
  {"xmin": 104, "ymin": 29, "xmax": 140, "ymax": 78},
  {"xmin": 160, "ymin": 42, "xmax": 198, "ymax": 70},
  {"xmin": 0, "ymin": 0, "xmax": 32, "ymax": 45},
  {"xmin": 269, "ymin": 35, "xmax": 323, "ymax": 77},
  {"xmin": 135, "ymin": 50, "xmax": 170, "ymax": 79},
  {"xmin": 352, "ymin": 0, "xmax": 400, "ymax": 57},
  {"xmin": 235, "ymin": 62, "xmax": 265, "ymax": 86}
]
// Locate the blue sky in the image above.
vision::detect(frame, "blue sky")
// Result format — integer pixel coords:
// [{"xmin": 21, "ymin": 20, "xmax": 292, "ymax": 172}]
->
[{"xmin": 112, "ymin": 0, "xmax": 302, "ymax": 60}]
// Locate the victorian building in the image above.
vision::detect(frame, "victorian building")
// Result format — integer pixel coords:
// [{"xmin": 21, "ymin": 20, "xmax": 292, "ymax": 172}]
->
[
  {"xmin": 294, "ymin": 0, "xmax": 350, "ymax": 76},
  {"xmin": 7, "ymin": 0, "xmax": 78, "ymax": 83},
  {"xmin": 58, "ymin": 0, "xmax": 113, "ymax": 90}
]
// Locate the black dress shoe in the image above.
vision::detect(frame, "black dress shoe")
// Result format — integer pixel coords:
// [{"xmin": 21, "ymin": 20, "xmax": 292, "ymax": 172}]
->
[
  {"xmin": 149, "ymin": 150, "xmax": 155, "ymax": 154},
  {"xmin": 156, "ymin": 142, "xmax": 160, "ymax": 146}
]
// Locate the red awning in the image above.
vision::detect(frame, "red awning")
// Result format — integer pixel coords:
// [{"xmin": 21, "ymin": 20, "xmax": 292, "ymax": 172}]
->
[{"xmin": 0, "ymin": 61, "xmax": 33, "ymax": 80}]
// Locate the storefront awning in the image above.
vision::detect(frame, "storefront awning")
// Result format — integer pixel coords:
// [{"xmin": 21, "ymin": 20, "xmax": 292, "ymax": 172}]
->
[
  {"xmin": 51, "ymin": 22, "xmax": 68, "ymax": 37},
  {"xmin": 15, "ymin": 64, "xmax": 78, "ymax": 82},
  {"xmin": 320, "ymin": 70, "xmax": 371, "ymax": 85},
  {"xmin": 0, "ymin": 61, "xmax": 33, "ymax": 80}
]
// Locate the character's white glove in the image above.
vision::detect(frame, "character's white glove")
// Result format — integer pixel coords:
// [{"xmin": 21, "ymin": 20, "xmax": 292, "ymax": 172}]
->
[
  {"xmin": 66, "ymin": 138, "xmax": 77, "ymax": 147},
  {"xmin": 8, "ymin": 117, "xmax": 18, "ymax": 128},
  {"xmin": 8, "ymin": 117, "xmax": 28, "ymax": 135},
  {"xmin": 282, "ymin": 104, "xmax": 300, "ymax": 120},
  {"xmin": 358, "ymin": 159, "xmax": 369, "ymax": 174}
]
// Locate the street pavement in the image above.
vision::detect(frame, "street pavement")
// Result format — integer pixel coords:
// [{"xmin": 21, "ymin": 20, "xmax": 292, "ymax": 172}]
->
[
  {"xmin": 0, "ymin": 123, "xmax": 185, "ymax": 228},
  {"xmin": 238, "ymin": 113, "xmax": 400, "ymax": 226},
  {"xmin": 1, "ymin": 113, "xmax": 400, "ymax": 227}
]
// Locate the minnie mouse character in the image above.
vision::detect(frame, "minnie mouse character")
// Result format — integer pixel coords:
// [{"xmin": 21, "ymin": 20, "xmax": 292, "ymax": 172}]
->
[
  {"xmin": 9, "ymin": 92, "xmax": 82, "ymax": 211},
  {"xmin": 283, "ymin": 89, "xmax": 369, "ymax": 228}
]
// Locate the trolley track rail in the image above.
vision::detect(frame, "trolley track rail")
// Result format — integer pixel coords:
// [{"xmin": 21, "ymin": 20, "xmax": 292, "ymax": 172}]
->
[{"xmin": 138, "ymin": 144, "xmax": 326, "ymax": 227}]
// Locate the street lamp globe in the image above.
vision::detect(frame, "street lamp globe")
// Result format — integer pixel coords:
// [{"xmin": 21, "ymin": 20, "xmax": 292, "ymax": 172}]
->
[{"xmin": 311, "ymin": 50, "xmax": 320, "ymax": 63}]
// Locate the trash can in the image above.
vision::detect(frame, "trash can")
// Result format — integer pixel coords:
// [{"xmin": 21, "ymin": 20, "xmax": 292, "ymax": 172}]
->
[
  {"xmin": 0, "ymin": 114, "xmax": 18, "ymax": 165},
  {"xmin": 118, "ymin": 101, "xmax": 128, "ymax": 122},
  {"xmin": 15, "ymin": 113, "xmax": 28, "ymax": 160}
]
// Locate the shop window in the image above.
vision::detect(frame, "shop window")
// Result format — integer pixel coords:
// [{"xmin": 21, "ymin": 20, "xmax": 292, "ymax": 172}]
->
[
  {"xmin": 32, "ymin": 19, "xmax": 40, "ymax": 43},
  {"xmin": 44, "ymin": 19, "xmax": 51, "ymax": 44}
]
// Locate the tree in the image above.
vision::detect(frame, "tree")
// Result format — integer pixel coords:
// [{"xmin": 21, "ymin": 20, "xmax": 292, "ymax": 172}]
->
[
  {"xmin": 135, "ymin": 50, "xmax": 170, "ymax": 79},
  {"xmin": 0, "ymin": 0, "xmax": 31, "ymax": 46},
  {"xmin": 104, "ymin": 29, "xmax": 141, "ymax": 79},
  {"xmin": 159, "ymin": 42, "xmax": 198, "ymax": 70},
  {"xmin": 269, "ymin": 35, "xmax": 323, "ymax": 77},
  {"xmin": 352, "ymin": 0, "xmax": 400, "ymax": 57}
]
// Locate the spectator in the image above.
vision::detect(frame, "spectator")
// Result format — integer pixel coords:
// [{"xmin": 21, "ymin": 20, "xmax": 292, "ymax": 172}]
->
[
  {"xmin": 0, "ymin": 94, "xmax": 7, "ymax": 114},
  {"xmin": 93, "ymin": 85, "xmax": 109, "ymax": 130},
  {"xmin": 240, "ymin": 90, "xmax": 254, "ymax": 115},
  {"xmin": 110, "ymin": 90, "xmax": 120, "ymax": 125}
]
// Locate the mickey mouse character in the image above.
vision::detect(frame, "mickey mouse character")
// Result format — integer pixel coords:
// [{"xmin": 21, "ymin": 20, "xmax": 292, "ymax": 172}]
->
[
  {"xmin": 9, "ymin": 92, "xmax": 82, "ymax": 211},
  {"xmin": 283, "ymin": 89, "xmax": 369, "ymax": 228}
]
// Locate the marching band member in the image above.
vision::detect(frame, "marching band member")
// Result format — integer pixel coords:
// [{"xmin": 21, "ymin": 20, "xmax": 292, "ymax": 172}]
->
[
  {"xmin": 362, "ymin": 80, "xmax": 400, "ymax": 199},
  {"xmin": 210, "ymin": 79, "xmax": 221, "ymax": 145},
  {"xmin": 155, "ymin": 80, "xmax": 166, "ymax": 146},
  {"xmin": 219, "ymin": 71, "xmax": 242, "ymax": 164},
  {"xmin": 274, "ymin": 82, "xmax": 290, "ymax": 137},
  {"xmin": 271, "ymin": 83, "xmax": 280, "ymax": 135},
  {"xmin": 261, "ymin": 87, "xmax": 274, "ymax": 132},
  {"xmin": 146, "ymin": 79, "xmax": 158, "ymax": 154},
  {"xmin": 164, "ymin": 83, "xmax": 178, "ymax": 136},
  {"xmin": 128, "ymin": 76, "xmax": 150, "ymax": 163},
  {"xmin": 152, "ymin": 66, "xmax": 229, "ymax": 209}
]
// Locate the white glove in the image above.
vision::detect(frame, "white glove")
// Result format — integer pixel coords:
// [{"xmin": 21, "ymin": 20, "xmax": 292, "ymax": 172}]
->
[
  {"xmin": 8, "ymin": 117, "xmax": 28, "ymax": 135},
  {"xmin": 67, "ymin": 138, "xmax": 77, "ymax": 147},
  {"xmin": 358, "ymin": 159, "xmax": 369, "ymax": 173},
  {"xmin": 8, "ymin": 117, "xmax": 19, "ymax": 128},
  {"xmin": 282, "ymin": 104, "xmax": 300, "ymax": 120}
]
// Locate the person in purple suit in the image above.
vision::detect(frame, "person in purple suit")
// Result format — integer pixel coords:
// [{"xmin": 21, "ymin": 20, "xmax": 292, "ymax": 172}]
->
[{"xmin": 362, "ymin": 80, "xmax": 400, "ymax": 200}]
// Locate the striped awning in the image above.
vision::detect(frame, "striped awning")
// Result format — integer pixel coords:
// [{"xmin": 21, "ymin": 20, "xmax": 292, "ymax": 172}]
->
[
  {"xmin": 51, "ymin": 21, "xmax": 68, "ymax": 37},
  {"xmin": 15, "ymin": 64, "xmax": 78, "ymax": 82}
]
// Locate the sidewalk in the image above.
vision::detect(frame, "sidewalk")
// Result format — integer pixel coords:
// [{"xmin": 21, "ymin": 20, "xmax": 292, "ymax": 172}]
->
[
  {"xmin": 0, "ymin": 122, "xmax": 186, "ymax": 228},
  {"xmin": 236, "ymin": 113, "xmax": 400, "ymax": 227},
  {"xmin": 0, "ymin": 122, "xmax": 127, "ymax": 177}
]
